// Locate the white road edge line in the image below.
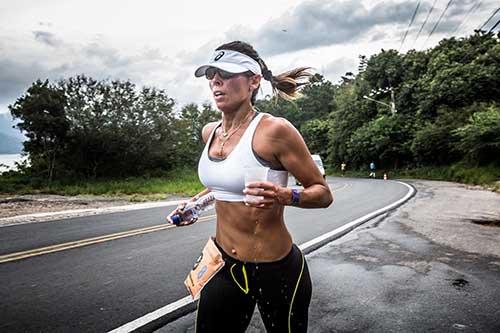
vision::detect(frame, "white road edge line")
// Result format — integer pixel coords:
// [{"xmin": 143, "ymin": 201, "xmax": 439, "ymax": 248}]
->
[
  {"xmin": 108, "ymin": 296, "xmax": 194, "ymax": 333},
  {"xmin": 108, "ymin": 180, "xmax": 415, "ymax": 333},
  {"xmin": 300, "ymin": 181, "xmax": 415, "ymax": 253}
]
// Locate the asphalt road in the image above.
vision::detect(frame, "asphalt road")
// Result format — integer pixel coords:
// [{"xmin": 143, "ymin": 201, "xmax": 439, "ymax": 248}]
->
[
  {"xmin": 163, "ymin": 180, "xmax": 500, "ymax": 333},
  {"xmin": 0, "ymin": 177, "xmax": 409, "ymax": 332}
]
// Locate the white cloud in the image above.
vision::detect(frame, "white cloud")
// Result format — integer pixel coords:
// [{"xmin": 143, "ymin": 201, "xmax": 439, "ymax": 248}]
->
[
  {"xmin": 33, "ymin": 30, "xmax": 63, "ymax": 47},
  {"xmin": 0, "ymin": 0, "xmax": 497, "ymax": 114}
]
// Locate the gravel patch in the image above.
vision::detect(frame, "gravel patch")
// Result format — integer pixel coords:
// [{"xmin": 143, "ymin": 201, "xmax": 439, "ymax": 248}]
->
[
  {"xmin": 0, "ymin": 194, "xmax": 131, "ymax": 218},
  {"xmin": 0, "ymin": 194, "xmax": 187, "ymax": 227}
]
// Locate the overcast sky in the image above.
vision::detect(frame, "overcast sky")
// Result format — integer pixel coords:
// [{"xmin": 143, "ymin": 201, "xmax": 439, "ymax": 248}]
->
[{"xmin": 0, "ymin": 0, "xmax": 498, "ymax": 116}]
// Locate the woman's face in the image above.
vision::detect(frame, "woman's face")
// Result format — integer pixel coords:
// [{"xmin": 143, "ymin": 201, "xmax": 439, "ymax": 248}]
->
[{"xmin": 208, "ymin": 70, "xmax": 261, "ymax": 111}]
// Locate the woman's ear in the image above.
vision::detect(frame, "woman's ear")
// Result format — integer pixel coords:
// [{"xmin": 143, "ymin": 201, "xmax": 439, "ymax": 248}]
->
[{"xmin": 249, "ymin": 75, "xmax": 262, "ymax": 92}]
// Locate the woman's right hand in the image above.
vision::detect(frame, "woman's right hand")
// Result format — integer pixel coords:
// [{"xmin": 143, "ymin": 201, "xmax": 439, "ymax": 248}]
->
[{"xmin": 165, "ymin": 201, "xmax": 187, "ymax": 225}]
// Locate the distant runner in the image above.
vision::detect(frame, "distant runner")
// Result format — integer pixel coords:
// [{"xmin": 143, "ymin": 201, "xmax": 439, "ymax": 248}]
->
[{"xmin": 369, "ymin": 161, "xmax": 376, "ymax": 178}]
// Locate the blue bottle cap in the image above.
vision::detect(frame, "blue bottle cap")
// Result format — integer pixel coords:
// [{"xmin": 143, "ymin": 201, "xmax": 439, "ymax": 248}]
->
[{"xmin": 171, "ymin": 214, "xmax": 182, "ymax": 225}]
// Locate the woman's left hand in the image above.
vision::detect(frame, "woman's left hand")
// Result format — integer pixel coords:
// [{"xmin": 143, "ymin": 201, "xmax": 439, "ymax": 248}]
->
[{"xmin": 243, "ymin": 181, "xmax": 290, "ymax": 209}]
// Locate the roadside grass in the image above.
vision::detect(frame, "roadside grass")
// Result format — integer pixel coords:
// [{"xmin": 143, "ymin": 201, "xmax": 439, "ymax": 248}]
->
[
  {"xmin": 393, "ymin": 165, "xmax": 500, "ymax": 187},
  {"xmin": 329, "ymin": 164, "xmax": 500, "ymax": 192},
  {"xmin": 0, "ymin": 168, "xmax": 204, "ymax": 201},
  {"xmin": 2, "ymin": 164, "xmax": 499, "ymax": 200}
]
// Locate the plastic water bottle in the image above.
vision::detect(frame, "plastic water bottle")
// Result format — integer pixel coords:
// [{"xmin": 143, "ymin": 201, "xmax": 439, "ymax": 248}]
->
[{"xmin": 170, "ymin": 193, "xmax": 215, "ymax": 225}]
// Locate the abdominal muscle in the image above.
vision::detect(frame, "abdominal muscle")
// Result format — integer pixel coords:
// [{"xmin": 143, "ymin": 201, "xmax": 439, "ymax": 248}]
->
[{"xmin": 215, "ymin": 200, "xmax": 293, "ymax": 262}]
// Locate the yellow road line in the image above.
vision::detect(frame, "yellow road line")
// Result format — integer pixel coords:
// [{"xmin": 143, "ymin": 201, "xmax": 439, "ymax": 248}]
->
[{"xmin": 0, "ymin": 214, "xmax": 216, "ymax": 264}]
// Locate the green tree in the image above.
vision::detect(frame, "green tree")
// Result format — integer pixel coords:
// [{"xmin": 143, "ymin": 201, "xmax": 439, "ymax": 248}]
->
[
  {"xmin": 9, "ymin": 80, "xmax": 68, "ymax": 183},
  {"xmin": 417, "ymin": 32, "xmax": 500, "ymax": 119},
  {"xmin": 453, "ymin": 104, "xmax": 500, "ymax": 165},
  {"xmin": 176, "ymin": 103, "xmax": 220, "ymax": 167},
  {"xmin": 329, "ymin": 32, "xmax": 499, "ymax": 170},
  {"xmin": 254, "ymin": 96, "xmax": 301, "ymax": 127},
  {"xmin": 295, "ymin": 74, "xmax": 336, "ymax": 126},
  {"xmin": 328, "ymin": 77, "xmax": 377, "ymax": 168},
  {"xmin": 363, "ymin": 49, "xmax": 404, "ymax": 91},
  {"xmin": 300, "ymin": 119, "xmax": 330, "ymax": 158},
  {"xmin": 411, "ymin": 105, "xmax": 475, "ymax": 165},
  {"xmin": 347, "ymin": 114, "xmax": 414, "ymax": 169},
  {"xmin": 58, "ymin": 75, "xmax": 177, "ymax": 178}
]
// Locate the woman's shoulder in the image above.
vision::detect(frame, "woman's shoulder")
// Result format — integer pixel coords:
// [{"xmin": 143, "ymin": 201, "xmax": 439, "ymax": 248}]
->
[
  {"xmin": 258, "ymin": 113, "xmax": 297, "ymax": 138},
  {"xmin": 201, "ymin": 121, "xmax": 220, "ymax": 143},
  {"xmin": 254, "ymin": 113, "xmax": 305, "ymax": 158}
]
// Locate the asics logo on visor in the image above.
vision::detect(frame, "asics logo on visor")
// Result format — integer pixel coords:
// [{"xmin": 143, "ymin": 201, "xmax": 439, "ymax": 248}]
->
[{"xmin": 214, "ymin": 51, "xmax": 225, "ymax": 61}]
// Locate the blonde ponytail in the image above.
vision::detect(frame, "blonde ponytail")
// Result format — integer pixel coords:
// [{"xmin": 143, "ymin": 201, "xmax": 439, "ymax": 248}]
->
[{"xmin": 268, "ymin": 67, "xmax": 312, "ymax": 101}]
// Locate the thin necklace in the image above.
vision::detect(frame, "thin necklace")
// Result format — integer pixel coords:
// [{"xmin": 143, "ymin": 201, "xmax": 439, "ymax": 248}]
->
[
  {"xmin": 218, "ymin": 111, "xmax": 254, "ymax": 156},
  {"xmin": 220, "ymin": 110, "xmax": 252, "ymax": 137}
]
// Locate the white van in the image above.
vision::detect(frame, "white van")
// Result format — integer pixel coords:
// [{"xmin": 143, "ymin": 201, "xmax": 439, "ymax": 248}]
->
[
  {"xmin": 312, "ymin": 154, "xmax": 326, "ymax": 179},
  {"xmin": 296, "ymin": 154, "xmax": 326, "ymax": 185}
]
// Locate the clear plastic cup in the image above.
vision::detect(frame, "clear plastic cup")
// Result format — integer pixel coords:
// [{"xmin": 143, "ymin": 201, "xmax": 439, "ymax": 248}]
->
[{"xmin": 244, "ymin": 167, "xmax": 269, "ymax": 203}]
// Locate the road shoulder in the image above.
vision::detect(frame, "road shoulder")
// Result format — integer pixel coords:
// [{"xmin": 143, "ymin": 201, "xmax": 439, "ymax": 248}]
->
[
  {"xmin": 0, "ymin": 194, "xmax": 184, "ymax": 227},
  {"xmin": 304, "ymin": 179, "xmax": 500, "ymax": 332}
]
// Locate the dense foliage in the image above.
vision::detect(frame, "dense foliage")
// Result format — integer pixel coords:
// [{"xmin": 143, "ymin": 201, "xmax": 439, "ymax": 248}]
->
[
  {"xmin": 9, "ymin": 76, "xmax": 219, "ymax": 181},
  {"xmin": 8, "ymin": 31, "xmax": 499, "ymax": 183},
  {"xmin": 258, "ymin": 31, "xmax": 500, "ymax": 172}
]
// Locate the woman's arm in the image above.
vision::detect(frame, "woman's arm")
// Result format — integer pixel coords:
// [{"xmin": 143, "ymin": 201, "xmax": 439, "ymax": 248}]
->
[
  {"xmin": 190, "ymin": 188, "xmax": 211, "ymax": 202},
  {"xmin": 245, "ymin": 116, "xmax": 333, "ymax": 209},
  {"xmin": 165, "ymin": 187, "xmax": 212, "ymax": 225}
]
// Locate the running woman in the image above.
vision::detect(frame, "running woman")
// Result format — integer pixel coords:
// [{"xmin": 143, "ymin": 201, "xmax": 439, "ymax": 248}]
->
[{"xmin": 168, "ymin": 40, "xmax": 333, "ymax": 332}]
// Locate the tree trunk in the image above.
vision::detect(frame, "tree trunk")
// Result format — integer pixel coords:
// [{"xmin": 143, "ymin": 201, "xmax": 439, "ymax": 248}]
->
[{"xmin": 48, "ymin": 150, "xmax": 56, "ymax": 185}]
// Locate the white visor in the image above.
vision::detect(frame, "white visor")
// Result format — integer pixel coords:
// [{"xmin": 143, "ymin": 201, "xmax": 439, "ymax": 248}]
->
[{"xmin": 194, "ymin": 49, "xmax": 262, "ymax": 77}]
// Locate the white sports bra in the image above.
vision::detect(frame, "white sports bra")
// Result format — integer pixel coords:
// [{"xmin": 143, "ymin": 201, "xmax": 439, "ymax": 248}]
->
[{"xmin": 198, "ymin": 112, "xmax": 288, "ymax": 202}]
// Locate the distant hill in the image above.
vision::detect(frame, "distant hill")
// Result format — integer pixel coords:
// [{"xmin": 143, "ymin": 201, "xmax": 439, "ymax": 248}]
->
[{"xmin": 0, "ymin": 113, "xmax": 24, "ymax": 153}]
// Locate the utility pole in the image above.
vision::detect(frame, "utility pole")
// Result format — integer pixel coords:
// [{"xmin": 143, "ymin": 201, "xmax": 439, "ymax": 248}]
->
[
  {"xmin": 390, "ymin": 89, "xmax": 396, "ymax": 114},
  {"xmin": 363, "ymin": 86, "xmax": 397, "ymax": 113}
]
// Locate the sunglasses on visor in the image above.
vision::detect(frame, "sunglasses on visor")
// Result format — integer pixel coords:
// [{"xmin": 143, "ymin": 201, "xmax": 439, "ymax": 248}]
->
[{"xmin": 205, "ymin": 67, "xmax": 253, "ymax": 80}]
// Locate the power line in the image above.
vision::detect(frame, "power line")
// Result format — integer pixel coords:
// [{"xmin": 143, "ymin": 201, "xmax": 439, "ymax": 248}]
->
[
  {"xmin": 452, "ymin": 0, "xmax": 482, "ymax": 36},
  {"xmin": 412, "ymin": 0, "xmax": 438, "ymax": 49},
  {"xmin": 479, "ymin": 7, "xmax": 500, "ymax": 31},
  {"xmin": 423, "ymin": 0, "xmax": 455, "ymax": 49},
  {"xmin": 488, "ymin": 18, "xmax": 500, "ymax": 33},
  {"xmin": 399, "ymin": 0, "xmax": 422, "ymax": 52},
  {"xmin": 456, "ymin": 10, "xmax": 499, "ymax": 65}
]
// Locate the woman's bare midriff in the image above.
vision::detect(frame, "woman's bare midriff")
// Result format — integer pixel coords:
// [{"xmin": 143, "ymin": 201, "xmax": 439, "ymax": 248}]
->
[{"xmin": 215, "ymin": 200, "xmax": 293, "ymax": 262}]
